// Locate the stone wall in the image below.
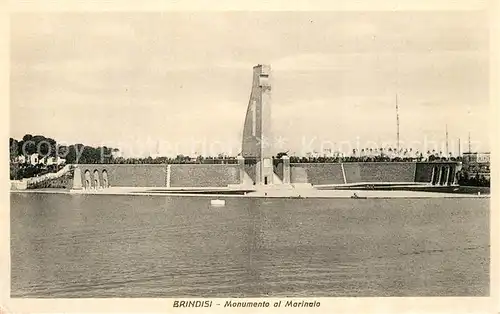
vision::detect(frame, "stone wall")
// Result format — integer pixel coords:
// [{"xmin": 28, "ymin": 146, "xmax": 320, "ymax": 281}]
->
[
  {"xmin": 345, "ymin": 162, "xmax": 416, "ymax": 183},
  {"xmin": 75, "ymin": 164, "xmax": 241, "ymax": 188},
  {"xmin": 274, "ymin": 163, "xmax": 284, "ymax": 181},
  {"xmin": 76, "ymin": 164, "xmax": 167, "ymax": 187},
  {"xmin": 342, "ymin": 163, "xmax": 361, "ymax": 183},
  {"xmin": 169, "ymin": 165, "xmax": 240, "ymax": 187},
  {"xmin": 73, "ymin": 161, "xmax": 461, "ymax": 188},
  {"xmin": 290, "ymin": 162, "xmax": 415, "ymax": 185},
  {"xmin": 290, "ymin": 166, "xmax": 309, "ymax": 184},
  {"xmin": 290, "ymin": 163, "xmax": 344, "ymax": 185},
  {"xmin": 288, "ymin": 162, "xmax": 459, "ymax": 186},
  {"xmin": 415, "ymin": 163, "xmax": 435, "ymax": 183}
]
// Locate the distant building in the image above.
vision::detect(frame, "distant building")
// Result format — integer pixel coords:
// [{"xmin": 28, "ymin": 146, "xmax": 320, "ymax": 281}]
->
[
  {"xmin": 462, "ymin": 152, "xmax": 490, "ymax": 178},
  {"xmin": 46, "ymin": 157, "xmax": 55, "ymax": 166},
  {"xmin": 41, "ymin": 156, "xmax": 65, "ymax": 166},
  {"xmin": 463, "ymin": 152, "xmax": 490, "ymax": 164},
  {"xmin": 29, "ymin": 153, "xmax": 39, "ymax": 165},
  {"xmin": 38, "ymin": 156, "xmax": 47, "ymax": 165},
  {"xmin": 56, "ymin": 157, "xmax": 66, "ymax": 165}
]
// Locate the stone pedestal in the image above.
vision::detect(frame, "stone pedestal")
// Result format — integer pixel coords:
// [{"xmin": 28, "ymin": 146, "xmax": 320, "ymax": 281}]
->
[
  {"xmin": 282, "ymin": 155, "xmax": 290, "ymax": 184},
  {"xmin": 72, "ymin": 166, "xmax": 83, "ymax": 190}
]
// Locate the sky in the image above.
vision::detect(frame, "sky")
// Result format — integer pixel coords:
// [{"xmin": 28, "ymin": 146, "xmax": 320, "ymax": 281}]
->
[{"xmin": 10, "ymin": 11, "xmax": 490, "ymax": 157}]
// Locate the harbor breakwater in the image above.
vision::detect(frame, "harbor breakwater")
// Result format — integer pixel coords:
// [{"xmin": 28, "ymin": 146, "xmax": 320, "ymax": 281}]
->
[{"xmin": 71, "ymin": 161, "xmax": 461, "ymax": 189}]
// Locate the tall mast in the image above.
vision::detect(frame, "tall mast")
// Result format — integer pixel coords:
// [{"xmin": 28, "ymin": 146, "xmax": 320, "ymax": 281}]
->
[
  {"xmin": 468, "ymin": 132, "xmax": 471, "ymax": 153},
  {"xmin": 396, "ymin": 94, "xmax": 400, "ymax": 151},
  {"xmin": 445, "ymin": 124, "xmax": 449, "ymax": 156},
  {"xmin": 458, "ymin": 138, "xmax": 461, "ymax": 156}
]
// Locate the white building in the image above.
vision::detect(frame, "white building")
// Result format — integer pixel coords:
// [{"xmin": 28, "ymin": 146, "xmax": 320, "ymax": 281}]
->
[
  {"xmin": 29, "ymin": 153, "xmax": 39, "ymax": 165},
  {"xmin": 38, "ymin": 156, "xmax": 47, "ymax": 165},
  {"xmin": 463, "ymin": 152, "xmax": 490, "ymax": 164},
  {"xmin": 44, "ymin": 156, "xmax": 64, "ymax": 166},
  {"xmin": 56, "ymin": 157, "xmax": 66, "ymax": 165}
]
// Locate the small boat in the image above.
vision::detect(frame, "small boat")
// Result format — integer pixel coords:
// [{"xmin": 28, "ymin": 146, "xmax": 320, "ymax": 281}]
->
[
  {"xmin": 351, "ymin": 193, "xmax": 367, "ymax": 199},
  {"xmin": 210, "ymin": 199, "xmax": 226, "ymax": 206}
]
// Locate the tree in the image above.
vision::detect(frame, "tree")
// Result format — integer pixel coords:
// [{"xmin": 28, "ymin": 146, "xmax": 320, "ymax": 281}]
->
[
  {"xmin": 10, "ymin": 138, "xmax": 19, "ymax": 161},
  {"xmin": 10, "ymin": 162, "xmax": 20, "ymax": 180},
  {"xmin": 23, "ymin": 139, "xmax": 37, "ymax": 155},
  {"xmin": 22, "ymin": 134, "xmax": 33, "ymax": 142},
  {"xmin": 276, "ymin": 152, "xmax": 288, "ymax": 159}
]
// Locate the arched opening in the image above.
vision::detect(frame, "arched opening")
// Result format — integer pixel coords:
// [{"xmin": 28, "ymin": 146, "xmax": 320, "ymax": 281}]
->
[
  {"xmin": 102, "ymin": 170, "xmax": 108, "ymax": 188},
  {"xmin": 439, "ymin": 167, "xmax": 447, "ymax": 185},
  {"xmin": 445, "ymin": 167, "xmax": 450, "ymax": 185},
  {"xmin": 432, "ymin": 167, "xmax": 439, "ymax": 185},
  {"xmin": 93, "ymin": 170, "xmax": 100, "ymax": 189},
  {"xmin": 447, "ymin": 166, "xmax": 454, "ymax": 185},
  {"xmin": 84, "ymin": 170, "xmax": 91, "ymax": 189}
]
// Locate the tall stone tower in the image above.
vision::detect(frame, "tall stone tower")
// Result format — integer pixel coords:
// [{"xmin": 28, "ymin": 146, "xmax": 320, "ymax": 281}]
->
[{"xmin": 241, "ymin": 64, "xmax": 274, "ymax": 185}]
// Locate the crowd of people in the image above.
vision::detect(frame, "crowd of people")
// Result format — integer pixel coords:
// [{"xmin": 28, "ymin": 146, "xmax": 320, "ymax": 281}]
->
[
  {"xmin": 281, "ymin": 148, "xmax": 461, "ymax": 163},
  {"xmin": 111, "ymin": 155, "xmax": 238, "ymax": 165}
]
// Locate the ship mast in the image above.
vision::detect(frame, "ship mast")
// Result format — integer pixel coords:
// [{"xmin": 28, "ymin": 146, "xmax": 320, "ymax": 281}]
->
[
  {"xmin": 445, "ymin": 124, "xmax": 449, "ymax": 157},
  {"xmin": 396, "ymin": 94, "xmax": 400, "ymax": 152},
  {"xmin": 468, "ymin": 132, "xmax": 471, "ymax": 153}
]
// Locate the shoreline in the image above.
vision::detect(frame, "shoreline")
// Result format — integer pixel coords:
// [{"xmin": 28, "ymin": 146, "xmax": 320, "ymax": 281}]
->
[{"xmin": 9, "ymin": 186, "xmax": 490, "ymax": 199}]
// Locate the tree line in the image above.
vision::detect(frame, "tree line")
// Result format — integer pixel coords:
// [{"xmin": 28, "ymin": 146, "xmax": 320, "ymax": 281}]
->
[
  {"xmin": 10, "ymin": 134, "xmax": 117, "ymax": 180},
  {"xmin": 10, "ymin": 134, "xmax": 117, "ymax": 164}
]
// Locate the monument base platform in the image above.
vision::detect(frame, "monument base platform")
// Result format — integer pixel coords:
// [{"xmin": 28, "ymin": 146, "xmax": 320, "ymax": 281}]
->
[{"xmin": 291, "ymin": 183, "xmax": 314, "ymax": 189}]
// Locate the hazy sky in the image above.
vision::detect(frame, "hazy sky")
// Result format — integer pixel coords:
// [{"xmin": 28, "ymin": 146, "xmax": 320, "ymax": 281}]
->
[{"xmin": 10, "ymin": 11, "xmax": 490, "ymax": 157}]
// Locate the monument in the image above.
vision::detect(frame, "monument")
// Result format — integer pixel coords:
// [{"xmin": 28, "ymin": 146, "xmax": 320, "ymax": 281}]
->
[
  {"xmin": 67, "ymin": 64, "xmax": 461, "ymax": 190},
  {"xmin": 241, "ymin": 64, "xmax": 274, "ymax": 185}
]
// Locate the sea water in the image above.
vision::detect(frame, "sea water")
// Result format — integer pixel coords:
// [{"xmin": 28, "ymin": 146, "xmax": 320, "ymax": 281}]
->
[{"xmin": 10, "ymin": 193, "xmax": 489, "ymax": 297}]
